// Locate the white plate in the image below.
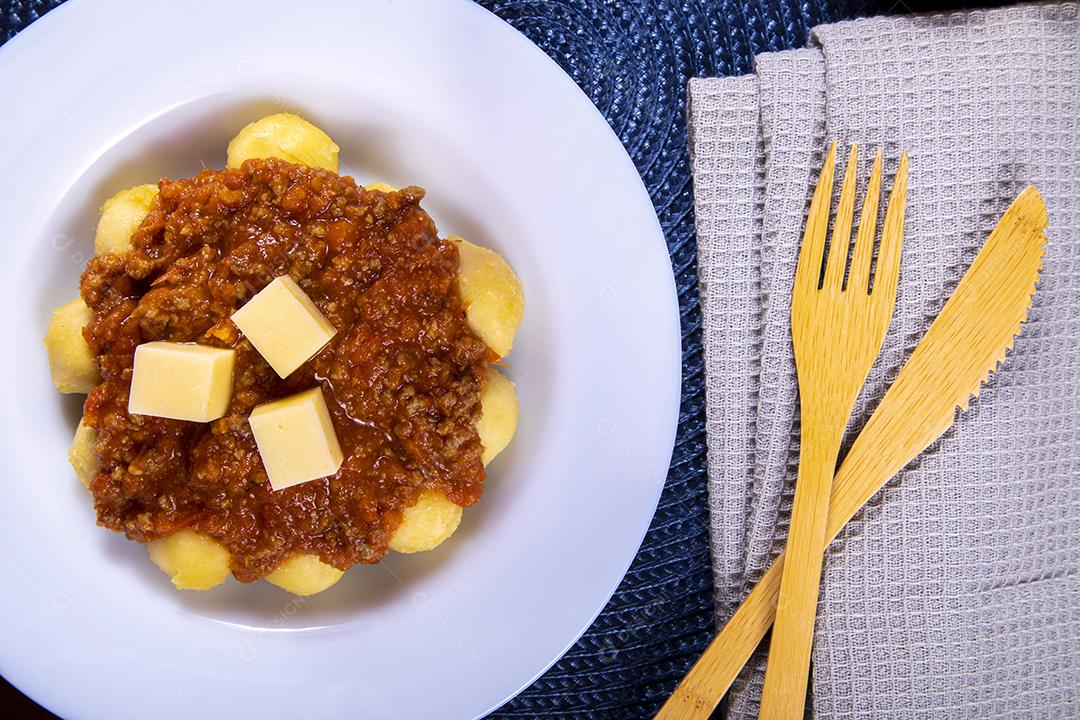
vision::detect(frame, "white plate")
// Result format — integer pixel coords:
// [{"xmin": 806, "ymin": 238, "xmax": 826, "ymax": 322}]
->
[{"xmin": 0, "ymin": 1, "xmax": 680, "ymax": 718}]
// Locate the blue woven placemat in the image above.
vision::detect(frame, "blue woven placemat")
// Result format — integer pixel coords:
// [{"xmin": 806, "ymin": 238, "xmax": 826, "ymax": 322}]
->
[{"xmin": 0, "ymin": 1, "xmax": 879, "ymax": 717}]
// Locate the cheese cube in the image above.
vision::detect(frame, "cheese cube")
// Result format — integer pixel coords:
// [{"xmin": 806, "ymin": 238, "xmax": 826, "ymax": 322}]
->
[
  {"xmin": 249, "ymin": 387, "xmax": 343, "ymax": 491},
  {"xmin": 231, "ymin": 276, "xmax": 336, "ymax": 378},
  {"xmin": 128, "ymin": 342, "xmax": 235, "ymax": 422}
]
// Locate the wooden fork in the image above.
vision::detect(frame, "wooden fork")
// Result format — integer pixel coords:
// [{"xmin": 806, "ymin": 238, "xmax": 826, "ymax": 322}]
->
[{"xmin": 758, "ymin": 144, "xmax": 905, "ymax": 719}]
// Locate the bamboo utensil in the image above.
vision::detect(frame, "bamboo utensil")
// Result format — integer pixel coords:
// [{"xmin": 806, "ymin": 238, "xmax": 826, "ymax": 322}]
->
[
  {"xmin": 655, "ymin": 185, "xmax": 1049, "ymax": 720},
  {"xmin": 759, "ymin": 144, "xmax": 905, "ymax": 719}
]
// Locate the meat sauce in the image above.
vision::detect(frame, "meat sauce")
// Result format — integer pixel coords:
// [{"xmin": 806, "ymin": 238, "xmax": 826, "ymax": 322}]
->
[{"xmin": 80, "ymin": 158, "xmax": 489, "ymax": 582}]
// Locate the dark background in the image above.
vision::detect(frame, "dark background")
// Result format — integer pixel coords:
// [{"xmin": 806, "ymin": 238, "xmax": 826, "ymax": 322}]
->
[{"xmin": 0, "ymin": 0, "xmax": 1007, "ymax": 717}]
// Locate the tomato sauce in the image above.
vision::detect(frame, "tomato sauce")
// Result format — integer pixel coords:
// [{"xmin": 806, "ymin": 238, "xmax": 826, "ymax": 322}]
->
[{"xmin": 80, "ymin": 158, "xmax": 488, "ymax": 581}]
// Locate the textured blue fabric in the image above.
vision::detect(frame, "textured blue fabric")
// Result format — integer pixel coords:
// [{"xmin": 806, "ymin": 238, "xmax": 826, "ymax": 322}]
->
[{"xmin": 0, "ymin": 1, "xmax": 873, "ymax": 718}]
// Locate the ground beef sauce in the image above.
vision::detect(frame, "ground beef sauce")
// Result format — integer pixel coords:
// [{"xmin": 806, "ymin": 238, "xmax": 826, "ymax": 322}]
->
[{"xmin": 80, "ymin": 158, "xmax": 491, "ymax": 582}]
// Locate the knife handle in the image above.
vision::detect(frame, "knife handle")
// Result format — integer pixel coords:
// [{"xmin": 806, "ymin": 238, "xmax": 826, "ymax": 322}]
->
[{"xmin": 654, "ymin": 553, "xmax": 785, "ymax": 719}]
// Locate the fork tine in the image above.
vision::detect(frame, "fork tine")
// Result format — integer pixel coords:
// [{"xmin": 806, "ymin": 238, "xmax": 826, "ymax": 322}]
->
[
  {"xmin": 823, "ymin": 144, "xmax": 859, "ymax": 290},
  {"xmin": 848, "ymin": 148, "xmax": 883, "ymax": 294},
  {"xmin": 795, "ymin": 143, "xmax": 837, "ymax": 293},
  {"xmin": 871, "ymin": 152, "xmax": 909, "ymax": 302}
]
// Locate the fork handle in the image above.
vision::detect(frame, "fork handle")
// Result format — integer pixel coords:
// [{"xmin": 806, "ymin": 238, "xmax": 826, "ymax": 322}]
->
[{"xmin": 758, "ymin": 420, "xmax": 846, "ymax": 719}]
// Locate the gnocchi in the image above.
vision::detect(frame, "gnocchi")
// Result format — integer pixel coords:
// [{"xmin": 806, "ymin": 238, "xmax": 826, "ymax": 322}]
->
[
  {"xmin": 478, "ymin": 367, "xmax": 519, "ymax": 466},
  {"xmin": 68, "ymin": 418, "xmax": 97, "ymax": 488},
  {"xmin": 44, "ymin": 297, "xmax": 99, "ymax": 393},
  {"xmin": 147, "ymin": 529, "xmax": 231, "ymax": 591},
  {"xmin": 94, "ymin": 184, "xmax": 157, "ymax": 256},
  {"xmin": 452, "ymin": 236, "xmax": 524, "ymax": 358},
  {"xmin": 227, "ymin": 113, "xmax": 339, "ymax": 173},
  {"xmin": 265, "ymin": 554, "xmax": 345, "ymax": 596},
  {"xmin": 389, "ymin": 490, "xmax": 463, "ymax": 554}
]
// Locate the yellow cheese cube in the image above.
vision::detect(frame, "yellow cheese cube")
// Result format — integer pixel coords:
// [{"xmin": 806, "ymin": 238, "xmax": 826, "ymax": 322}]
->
[
  {"xmin": 231, "ymin": 275, "xmax": 336, "ymax": 378},
  {"xmin": 128, "ymin": 342, "xmax": 236, "ymax": 422},
  {"xmin": 249, "ymin": 387, "xmax": 343, "ymax": 491}
]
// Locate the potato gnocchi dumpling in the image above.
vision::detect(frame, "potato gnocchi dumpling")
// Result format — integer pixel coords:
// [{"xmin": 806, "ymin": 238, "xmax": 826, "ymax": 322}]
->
[
  {"xmin": 389, "ymin": 490, "xmax": 463, "ymax": 554},
  {"xmin": 265, "ymin": 554, "xmax": 345, "ymax": 596},
  {"xmin": 147, "ymin": 530, "xmax": 231, "ymax": 591},
  {"xmin": 50, "ymin": 113, "xmax": 523, "ymax": 598},
  {"xmin": 94, "ymin": 184, "xmax": 157, "ymax": 256},
  {"xmin": 44, "ymin": 298, "xmax": 99, "ymax": 393},
  {"xmin": 478, "ymin": 367, "xmax": 519, "ymax": 466},
  {"xmin": 227, "ymin": 113, "xmax": 340, "ymax": 173},
  {"xmin": 452, "ymin": 236, "xmax": 524, "ymax": 358},
  {"xmin": 68, "ymin": 419, "xmax": 97, "ymax": 488}
]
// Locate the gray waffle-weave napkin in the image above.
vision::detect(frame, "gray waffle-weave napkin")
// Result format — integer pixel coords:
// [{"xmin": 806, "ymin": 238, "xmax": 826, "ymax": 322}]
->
[{"xmin": 688, "ymin": 3, "xmax": 1080, "ymax": 717}]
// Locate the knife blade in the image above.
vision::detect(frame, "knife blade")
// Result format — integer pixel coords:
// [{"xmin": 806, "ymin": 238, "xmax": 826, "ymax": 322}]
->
[{"xmin": 656, "ymin": 185, "xmax": 1048, "ymax": 720}]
